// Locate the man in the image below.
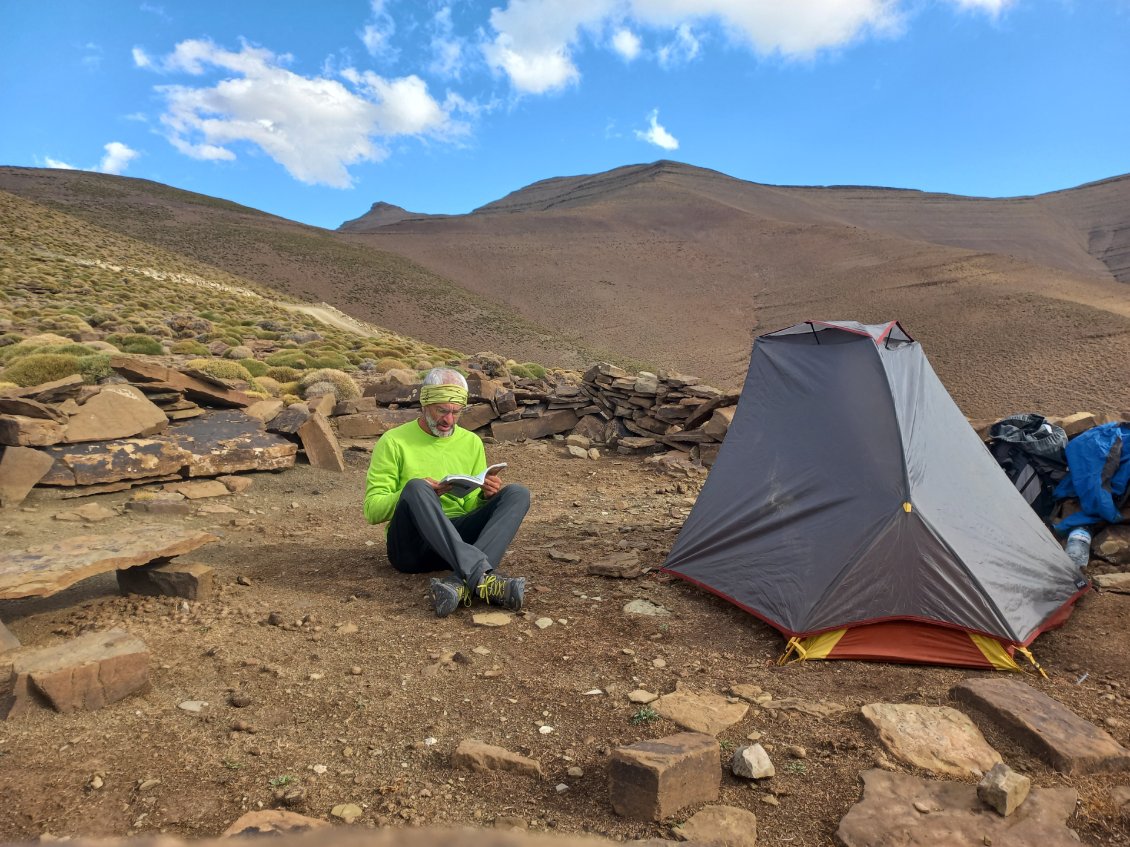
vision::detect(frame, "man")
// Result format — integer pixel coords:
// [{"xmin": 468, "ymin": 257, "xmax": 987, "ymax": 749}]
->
[{"xmin": 364, "ymin": 367, "xmax": 531, "ymax": 617}]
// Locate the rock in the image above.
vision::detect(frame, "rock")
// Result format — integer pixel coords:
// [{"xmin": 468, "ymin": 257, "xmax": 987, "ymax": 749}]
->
[
  {"xmin": 978, "ymin": 762, "xmax": 1031, "ymax": 816},
  {"xmin": 168, "ymin": 410, "xmax": 297, "ymax": 477},
  {"xmin": 0, "ymin": 396, "xmax": 68, "ymax": 423},
  {"xmin": 655, "ymin": 688, "xmax": 749, "ymax": 736},
  {"xmin": 623, "ymin": 599, "xmax": 670, "ymax": 616},
  {"xmin": 548, "ymin": 549, "xmax": 580, "ymax": 563},
  {"xmin": 0, "ymin": 526, "xmax": 218, "ymax": 600},
  {"xmin": 760, "ymin": 697, "xmax": 846, "ymax": 718},
  {"xmin": 110, "ymin": 357, "xmax": 255, "ymax": 408},
  {"xmin": 952, "ymin": 677, "xmax": 1130, "ymax": 774},
  {"xmin": 566, "ymin": 434, "xmax": 592, "ymax": 449},
  {"xmin": 198, "ymin": 502, "xmax": 238, "ymax": 515},
  {"xmin": 652, "ymin": 657, "xmax": 667, "ymax": 669},
  {"xmin": 0, "ymin": 446, "xmax": 55, "ymax": 507},
  {"xmin": 732, "ymin": 744, "xmax": 775, "ymax": 779},
  {"xmin": 628, "ymin": 690, "xmax": 659, "ymax": 704},
  {"xmin": 702, "ymin": 407, "xmax": 736, "ymax": 440},
  {"xmin": 566, "ymin": 445, "xmax": 589, "ymax": 459},
  {"xmin": 266, "ymin": 404, "xmax": 311, "ymax": 435},
  {"xmin": 116, "ymin": 560, "xmax": 214, "ymax": 601},
  {"xmin": 221, "ymin": 810, "xmax": 328, "ymax": 837},
  {"xmin": 298, "ymin": 412, "xmax": 346, "ymax": 472},
  {"xmin": 534, "ymin": 617, "xmax": 553, "ymax": 629},
  {"xmin": 730, "ymin": 684, "xmax": 764, "ymax": 703},
  {"xmin": 860, "ymin": 703, "xmax": 1002, "ymax": 778},
  {"xmin": 472, "ymin": 612, "xmax": 512, "ymax": 627},
  {"xmin": 1093, "ymin": 572, "xmax": 1130, "ymax": 592},
  {"xmin": 219, "ymin": 475, "xmax": 253, "ymax": 494},
  {"xmin": 677, "ymin": 805, "xmax": 758, "ymax": 847},
  {"xmin": 331, "ymin": 803, "xmax": 363, "ymax": 824},
  {"xmin": 588, "ymin": 551, "xmax": 643, "ymax": 579},
  {"xmin": 125, "ymin": 491, "xmax": 192, "ymax": 516},
  {"xmin": 334, "ymin": 408, "xmax": 418, "ymax": 438},
  {"xmin": 0, "ymin": 415, "xmax": 65, "ymax": 447},
  {"xmin": 165, "ymin": 480, "xmax": 231, "ymax": 499},
  {"xmin": 178, "ymin": 700, "xmax": 207, "ymax": 713},
  {"xmin": 336, "ymin": 622, "xmax": 359, "ymax": 635},
  {"xmin": 38, "ymin": 438, "xmax": 193, "ymax": 487},
  {"xmin": 835, "ymin": 769, "xmax": 1079, "ymax": 847},
  {"xmin": 0, "ymin": 619, "xmax": 20, "ymax": 653},
  {"xmin": 229, "ymin": 691, "xmax": 253, "ymax": 708},
  {"xmin": 1052, "ymin": 411, "xmax": 1097, "ymax": 437},
  {"xmin": 0, "ymin": 629, "xmax": 149, "ymax": 719},
  {"xmin": 491, "ymin": 410, "xmax": 580, "ymax": 442},
  {"xmin": 242, "ymin": 399, "xmax": 284, "ymax": 423},
  {"xmin": 609, "ymin": 732, "xmax": 720, "ymax": 821},
  {"xmin": 1094, "ymin": 527, "xmax": 1130, "ymax": 566},
  {"xmin": 59, "ymin": 503, "xmax": 116, "ymax": 523},
  {"xmin": 452, "ymin": 739, "xmax": 543, "ymax": 778},
  {"xmin": 63, "ymin": 385, "xmax": 167, "ymax": 443},
  {"xmin": 567, "ymin": 766, "xmax": 584, "ymax": 778},
  {"xmin": 306, "ymin": 393, "xmax": 336, "ymax": 417}
]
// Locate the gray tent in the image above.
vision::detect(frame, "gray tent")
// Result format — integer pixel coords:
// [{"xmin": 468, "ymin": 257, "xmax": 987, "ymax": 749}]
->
[{"xmin": 662, "ymin": 321, "xmax": 1087, "ymax": 669}]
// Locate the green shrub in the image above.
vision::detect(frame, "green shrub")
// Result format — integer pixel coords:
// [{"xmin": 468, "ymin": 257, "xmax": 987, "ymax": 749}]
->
[
  {"xmin": 186, "ymin": 358, "xmax": 253, "ymax": 382},
  {"xmin": 374, "ymin": 356, "xmax": 410, "ymax": 373},
  {"xmin": 298, "ymin": 368, "xmax": 360, "ymax": 401},
  {"xmin": 77, "ymin": 353, "xmax": 113, "ymax": 383},
  {"xmin": 226, "ymin": 345, "xmax": 254, "ymax": 360},
  {"xmin": 106, "ymin": 333, "xmax": 164, "ymax": 355},
  {"xmin": 308, "ymin": 353, "xmax": 351, "ymax": 370},
  {"xmin": 170, "ymin": 339, "xmax": 210, "ymax": 355},
  {"xmin": 265, "ymin": 366, "xmax": 304, "ymax": 382},
  {"xmin": 255, "ymin": 376, "xmax": 282, "ymax": 396},
  {"xmin": 1, "ymin": 353, "xmax": 82, "ymax": 387},
  {"xmin": 277, "ymin": 382, "xmax": 301, "ymax": 398},
  {"xmin": 509, "ymin": 362, "xmax": 547, "ymax": 380},
  {"xmin": 239, "ymin": 358, "xmax": 269, "ymax": 377},
  {"xmin": 265, "ymin": 350, "xmax": 311, "ymax": 368}
]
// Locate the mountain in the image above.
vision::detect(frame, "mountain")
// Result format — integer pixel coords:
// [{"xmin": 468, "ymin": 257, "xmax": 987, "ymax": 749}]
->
[
  {"xmin": 2, "ymin": 163, "xmax": 1128, "ymax": 418},
  {"xmin": 338, "ymin": 201, "xmax": 443, "ymax": 232}
]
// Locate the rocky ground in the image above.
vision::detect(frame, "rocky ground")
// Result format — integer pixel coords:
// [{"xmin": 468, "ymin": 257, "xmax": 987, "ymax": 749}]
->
[{"xmin": 1, "ymin": 442, "xmax": 1129, "ymax": 844}]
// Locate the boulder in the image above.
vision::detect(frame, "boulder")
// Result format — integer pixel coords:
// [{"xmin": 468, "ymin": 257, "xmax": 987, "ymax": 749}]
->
[
  {"xmin": 0, "ymin": 526, "xmax": 218, "ymax": 600},
  {"xmin": 861, "ymin": 703, "xmax": 1002, "ymax": 778},
  {"xmin": 167, "ymin": 410, "xmax": 297, "ymax": 477},
  {"xmin": 243, "ymin": 398, "xmax": 284, "ymax": 423},
  {"xmin": 654, "ymin": 687, "xmax": 749, "ymax": 736},
  {"xmin": 609, "ymin": 732, "xmax": 720, "ymax": 821},
  {"xmin": 458, "ymin": 403, "xmax": 499, "ymax": 432},
  {"xmin": 0, "ymin": 414, "xmax": 65, "ymax": 447},
  {"xmin": 0, "ymin": 446, "xmax": 55, "ymax": 507},
  {"xmin": 0, "ymin": 629, "xmax": 149, "ymax": 719},
  {"xmin": 953, "ymin": 677, "xmax": 1130, "ymax": 774},
  {"xmin": 298, "ymin": 412, "xmax": 346, "ymax": 472},
  {"xmin": 835, "ymin": 769, "xmax": 1079, "ymax": 847},
  {"xmin": 677, "ymin": 805, "xmax": 758, "ymax": 847},
  {"xmin": 452, "ymin": 739, "xmax": 543, "ymax": 778},
  {"xmin": 266, "ymin": 404, "xmax": 311, "ymax": 435},
  {"xmin": 63, "ymin": 385, "xmax": 167, "ymax": 443}
]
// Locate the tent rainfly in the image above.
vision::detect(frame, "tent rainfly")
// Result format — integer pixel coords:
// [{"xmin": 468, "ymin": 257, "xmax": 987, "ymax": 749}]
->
[{"xmin": 662, "ymin": 320, "xmax": 1088, "ymax": 671}]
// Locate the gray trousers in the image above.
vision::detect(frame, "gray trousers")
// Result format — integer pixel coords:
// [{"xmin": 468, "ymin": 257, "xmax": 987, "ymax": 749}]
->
[{"xmin": 386, "ymin": 478, "xmax": 531, "ymax": 588}]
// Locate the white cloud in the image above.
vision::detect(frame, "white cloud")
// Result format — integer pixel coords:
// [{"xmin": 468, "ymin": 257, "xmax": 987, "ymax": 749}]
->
[
  {"xmin": 430, "ymin": 6, "xmax": 467, "ymax": 78},
  {"xmin": 132, "ymin": 47, "xmax": 152, "ymax": 68},
  {"xmin": 98, "ymin": 142, "xmax": 140, "ymax": 175},
  {"xmin": 44, "ymin": 157, "xmax": 77, "ymax": 170},
  {"xmin": 947, "ymin": 0, "xmax": 1014, "ymax": 15},
  {"xmin": 612, "ymin": 28, "xmax": 642, "ymax": 60},
  {"xmin": 635, "ymin": 109, "xmax": 678, "ymax": 150},
  {"xmin": 144, "ymin": 39, "xmax": 463, "ymax": 187},
  {"xmin": 359, "ymin": 0, "xmax": 397, "ymax": 58},
  {"xmin": 485, "ymin": 1, "xmax": 904, "ymax": 92}
]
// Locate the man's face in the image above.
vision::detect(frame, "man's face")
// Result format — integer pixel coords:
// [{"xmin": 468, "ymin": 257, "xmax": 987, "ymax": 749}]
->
[{"xmin": 422, "ymin": 403, "xmax": 463, "ymax": 438}]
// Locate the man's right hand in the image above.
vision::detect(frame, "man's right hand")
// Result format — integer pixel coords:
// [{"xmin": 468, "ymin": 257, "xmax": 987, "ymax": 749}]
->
[{"xmin": 424, "ymin": 478, "xmax": 453, "ymax": 496}]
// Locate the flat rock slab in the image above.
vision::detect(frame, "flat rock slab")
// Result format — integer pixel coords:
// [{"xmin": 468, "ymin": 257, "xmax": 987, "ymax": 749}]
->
[
  {"xmin": 0, "ymin": 445, "xmax": 55, "ymax": 507},
  {"xmin": 655, "ymin": 688, "xmax": 749, "ymax": 736},
  {"xmin": 63, "ymin": 385, "xmax": 167, "ymax": 443},
  {"xmin": 117, "ymin": 560, "xmax": 214, "ymax": 601},
  {"xmin": 110, "ymin": 356, "xmax": 255, "ymax": 408},
  {"xmin": 835, "ymin": 769, "xmax": 1079, "ymax": 847},
  {"xmin": 298, "ymin": 412, "xmax": 346, "ymax": 472},
  {"xmin": 39, "ymin": 438, "xmax": 193, "ymax": 487},
  {"xmin": 0, "ymin": 526, "xmax": 218, "ymax": 600},
  {"xmin": 165, "ymin": 480, "xmax": 230, "ymax": 499},
  {"xmin": 472, "ymin": 612, "xmax": 512, "ymax": 627},
  {"xmin": 334, "ymin": 408, "xmax": 418, "ymax": 438},
  {"xmin": 762, "ymin": 697, "xmax": 847, "ymax": 718},
  {"xmin": 1, "ymin": 629, "xmax": 149, "ymax": 719},
  {"xmin": 221, "ymin": 810, "xmax": 328, "ymax": 837},
  {"xmin": 861, "ymin": 702, "xmax": 1002, "ymax": 778},
  {"xmin": 1093, "ymin": 572, "xmax": 1130, "ymax": 593},
  {"xmin": 165, "ymin": 410, "xmax": 297, "ymax": 477},
  {"xmin": 0, "ymin": 619, "xmax": 20, "ymax": 653},
  {"xmin": 677, "ymin": 805, "xmax": 758, "ymax": 847},
  {"xmin": 952, "ymin": 677, "xmax": 1130, "ymax": 774}
]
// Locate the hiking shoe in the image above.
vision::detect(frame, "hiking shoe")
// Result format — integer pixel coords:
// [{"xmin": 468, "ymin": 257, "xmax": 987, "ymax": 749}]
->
[
  {"xmin": 429, "ymin": 574, "xmax": 470, "ymax": 618},
  {"xmin": 476, "ymin": 572, "xmax": 526, "ymax": 612}
]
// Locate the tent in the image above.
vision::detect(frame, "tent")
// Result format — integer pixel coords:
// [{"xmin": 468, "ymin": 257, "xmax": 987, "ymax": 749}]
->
[{"xmin": 662, "ymin": 320, "xmax": 1088, "ymax": 670}]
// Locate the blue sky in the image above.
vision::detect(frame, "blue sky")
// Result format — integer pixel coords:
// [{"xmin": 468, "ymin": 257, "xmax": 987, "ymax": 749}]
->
[{"xmin": 2, "ymin": 1, "xmax": 1128, "ymax": 229}]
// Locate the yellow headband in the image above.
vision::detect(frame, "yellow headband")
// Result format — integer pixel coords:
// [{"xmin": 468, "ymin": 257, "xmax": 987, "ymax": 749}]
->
[{"xmin": 420, "ymin": 385, "xmax": 468, "ymax": 407}]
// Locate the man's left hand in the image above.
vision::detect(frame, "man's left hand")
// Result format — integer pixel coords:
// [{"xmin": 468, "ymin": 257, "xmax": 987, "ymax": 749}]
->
[{"xmin": 481, "ymin": 473, "xmax": 503, "ymax": 499}]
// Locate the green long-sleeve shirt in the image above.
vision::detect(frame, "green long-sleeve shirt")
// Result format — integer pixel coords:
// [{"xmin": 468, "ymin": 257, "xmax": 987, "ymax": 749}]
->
[{"xmin": 364, "ymin": 420, "xmax": 488, "ymax": 525}]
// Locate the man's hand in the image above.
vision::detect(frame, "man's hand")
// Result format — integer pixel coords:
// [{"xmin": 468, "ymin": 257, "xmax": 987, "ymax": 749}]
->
[
  {"xmin": 481, "ymin": 472, "xmax": 503, "ymax": 499},
  {"xmin": 424, "ymin": 478, "xmax": 453, "ymax": 496}
]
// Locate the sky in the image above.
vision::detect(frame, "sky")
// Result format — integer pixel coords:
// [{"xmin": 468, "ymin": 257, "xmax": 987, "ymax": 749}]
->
[{"xmin": 2, "ymin": 1, "xmax": 1129, "ymax": 230}]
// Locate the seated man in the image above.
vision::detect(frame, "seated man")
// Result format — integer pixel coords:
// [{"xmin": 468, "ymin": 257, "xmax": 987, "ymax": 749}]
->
[{"xmin": 364, "ymin": 367, "xmax": 531, "ymax": 617}]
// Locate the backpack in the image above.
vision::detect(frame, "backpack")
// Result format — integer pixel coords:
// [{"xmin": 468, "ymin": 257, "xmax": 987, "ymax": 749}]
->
[{"xmin": 989, "ymin": 414, "xmax": 1068, "ymax": 522}]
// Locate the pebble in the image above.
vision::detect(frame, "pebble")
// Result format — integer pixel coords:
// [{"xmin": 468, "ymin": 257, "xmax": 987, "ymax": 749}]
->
[
  {"xmin": 627, "ymin": 689, "xmax": 658, "ymax": 704},
  {"xmin": 331, "ymin": 803, "xmax": 363, "ymax": 824},
  {"xmin": 567, "ymin": 766, "xmax": 584, "ymax": 778},
  {"xmin": 236, "ymin": 576, "xmax": 252, "ymax": 586},
  {"xmin": 555, "ymin": 783, "xmax": 569, "ymax": 794},
  {"xmin": 786, "ymin": 745, "xmax": 807, "ymax": 759},
  {"xmin": 472, "ymin": 646, "xmax": 491, "ymax": 655},
  {"xmin": 652, "ymin": 657, "xmax": 667, "ymax": 669},
  {"xmin": 88, "ymin": 775, "xmax": 103, "ymax": 790},
  {"xmin": 312, "ymin": 765, "xmax": 328, "ymax": 775},
  {"xmin": 229, "ymin": 692, "xmax": 253, "ymax": 708},
  {"xmin": 177, "ymin": 700, "xmax": 207, "ymax": 713},
  {"xmin": 759, "ymin": 794, "xmax": 779, "ymax": 806},
  {"xmin": 138, "ymin": 779, "xmax": 161, "ymax": 792},
  {"xmin": 539, "ymin": 726, "xmax": 555, "ymax": 735},
  {"xmin": 535, "ymin": 617, "xmax": 554, "ymax": 629},
  {"xmin": 746, "ymin": 731, "xmax": 763, "ymax": 742},
  {"xmin": 913, "ymin": 801, "xmax": 932, "ymax": 814},
  {"xmin": 349, "ymin": 666, "xmax": 363, "ymax": 676}
]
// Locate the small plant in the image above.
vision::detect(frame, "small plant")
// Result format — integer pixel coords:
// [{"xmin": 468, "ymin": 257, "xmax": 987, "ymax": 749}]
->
[
  {"xmin": 268, "ymin": 775, "xmax": 295, "ymax": 787},
  {"xmin": 630, "ymin": 706, "xmax": 659, "ymax": 725},
  {"xmin": 105, "ymin": 333, "xmax": 164, "ymax": 355},
  {"xmin": 782, "ymin": 760, "xmax": 808, "ymax": 775},
  {"xmin": 719, "ymin": 740, "xmax": 735, "ymax": 752},
  {"xmin": 222, "ymin": 759, "xmax": 242, "ymax": 770}
]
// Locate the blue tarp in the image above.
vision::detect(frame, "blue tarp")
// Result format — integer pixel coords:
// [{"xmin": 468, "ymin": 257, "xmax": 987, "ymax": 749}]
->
[{"xmin": 1054, "ymin": 423, "xmax": 1130, "ymax": 533}]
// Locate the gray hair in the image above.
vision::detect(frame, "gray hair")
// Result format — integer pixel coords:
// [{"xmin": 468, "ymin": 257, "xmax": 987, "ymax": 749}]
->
[{"xmin": 422, "ymin": 367, "xmax": 468, "ymax": 390}]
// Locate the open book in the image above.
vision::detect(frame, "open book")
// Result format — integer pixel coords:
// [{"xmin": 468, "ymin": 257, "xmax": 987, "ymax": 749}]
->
[{"xmin": 441, "ymin": 463, "xmax": 508, "ymax": 497}]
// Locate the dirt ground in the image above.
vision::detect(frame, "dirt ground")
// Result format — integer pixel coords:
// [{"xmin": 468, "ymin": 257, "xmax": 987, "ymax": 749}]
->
[{"xmin": 1, "ymin": 442, "xmax": 1128, "ymax": 844}]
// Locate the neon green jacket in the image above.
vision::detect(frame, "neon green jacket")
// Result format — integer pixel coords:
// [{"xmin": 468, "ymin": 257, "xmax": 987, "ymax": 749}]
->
[{"xmin": 364, "ymin": 420, "xmax": 487, "ymax": 526}]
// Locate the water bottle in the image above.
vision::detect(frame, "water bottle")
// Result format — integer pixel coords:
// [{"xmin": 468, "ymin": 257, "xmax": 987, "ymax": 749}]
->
[{"xmin": 1065, "ymin": 528, "xmax": 1092, "ymax": 569}]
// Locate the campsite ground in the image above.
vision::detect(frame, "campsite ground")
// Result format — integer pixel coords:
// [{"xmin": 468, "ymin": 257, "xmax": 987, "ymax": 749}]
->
[{"xmin": 1, "ymin": 443, "xmax": 1128, "ymax": 844}]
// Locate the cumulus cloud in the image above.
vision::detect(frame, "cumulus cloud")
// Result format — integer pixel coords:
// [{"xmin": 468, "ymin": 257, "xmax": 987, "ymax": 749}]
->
[
  {"xmin": 485, "ymin": 0, "xmax": 904, "ymax": 92},
  {"xmin": 612, "ymin": 28, "xmax": 642, "ymax": 60},
  {"xmin": 98, "ymin": 142, "xmax": 140, "ymax": 175},
  {"xmin": 635, "ymin": 109, "xmax": 678, "ymax": 150},
  {"xmin": 142, "ymin": 39, "xmax": 463, "ymax": 187}
]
